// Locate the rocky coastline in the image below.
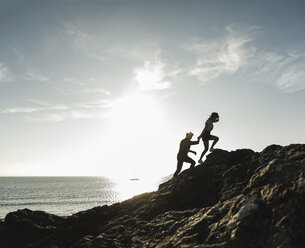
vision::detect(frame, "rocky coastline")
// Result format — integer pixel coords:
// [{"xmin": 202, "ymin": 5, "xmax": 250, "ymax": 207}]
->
[{"xmin": 1, "ymin": 144, "xmax": 305, "ymax": 248}]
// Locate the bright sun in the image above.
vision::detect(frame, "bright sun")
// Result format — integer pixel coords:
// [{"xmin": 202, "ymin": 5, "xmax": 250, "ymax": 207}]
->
[
  {"xmin": 102, "ymin": 92, "xmax": 165, "ymax": 180},
  {"xmin": 109, "ymin": 93, "xmax": 163, "ymax": 138}
]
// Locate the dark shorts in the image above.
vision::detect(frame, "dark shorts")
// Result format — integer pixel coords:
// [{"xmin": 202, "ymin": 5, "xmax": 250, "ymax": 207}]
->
[{"xmin": 201, "ymin": 131, "xmax": 211, "ymax": 141}]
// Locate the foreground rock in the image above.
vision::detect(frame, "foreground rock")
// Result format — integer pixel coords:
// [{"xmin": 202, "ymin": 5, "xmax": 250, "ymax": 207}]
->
[{"xmin": 1, "ymin": 144, "xmax": 305, "ymax": 248}]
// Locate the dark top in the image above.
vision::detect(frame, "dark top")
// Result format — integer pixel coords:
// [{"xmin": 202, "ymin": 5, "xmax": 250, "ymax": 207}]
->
[
  {"xmin": 199, "ymin": 119, "xmax": 213, "ymax": 140},
  {"xmin": 178, "ymin": 138, "xmax": 199, "ymax": 157}
]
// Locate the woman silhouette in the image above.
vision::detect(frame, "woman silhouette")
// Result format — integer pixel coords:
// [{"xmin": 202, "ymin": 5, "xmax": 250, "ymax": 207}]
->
[{"xmin": 197, "ymin": 112, "xmax": 219, "ymax": 164}]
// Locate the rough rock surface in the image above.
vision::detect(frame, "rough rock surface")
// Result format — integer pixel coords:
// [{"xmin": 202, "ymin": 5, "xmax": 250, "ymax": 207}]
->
[{"xmin": 1, "ymin": 144, "xmax": 305, "ymax": 248}]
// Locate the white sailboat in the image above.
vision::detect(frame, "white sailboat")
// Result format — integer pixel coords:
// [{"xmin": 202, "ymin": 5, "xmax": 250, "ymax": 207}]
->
[{"xmin": 130, "ymin": 167, "xmax": 140, "ymax": 181}]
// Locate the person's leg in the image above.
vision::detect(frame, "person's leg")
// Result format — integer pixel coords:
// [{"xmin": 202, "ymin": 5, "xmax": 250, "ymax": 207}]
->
[
  {"xmin": 199, "ymin": 140, "xmax": 209, "ymax": 162},
  {"xmin": 173, "ymin": 159, "xmax": 183, "ymax": 177},
  {"xmin": 184, "ymin": 156, "xmax": 196, "ymax": 168},
  {"xmin": 209, "ymin": 135, "xmax": 219, "ymax": 151}
]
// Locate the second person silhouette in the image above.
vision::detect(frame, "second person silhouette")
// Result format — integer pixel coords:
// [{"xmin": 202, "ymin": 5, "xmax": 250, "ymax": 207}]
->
[{"xmin": 197, "ymin": 112, "xmax": 219, "ymax": 164}]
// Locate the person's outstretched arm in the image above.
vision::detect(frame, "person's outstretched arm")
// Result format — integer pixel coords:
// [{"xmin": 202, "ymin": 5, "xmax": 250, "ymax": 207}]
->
[
  {"xmin": 189, "ymin": 150, "xmax": 197, "ymax": 155},
  {"xmin": 190, "ymin": 139, "xmax": 200, "ymax": 145}
]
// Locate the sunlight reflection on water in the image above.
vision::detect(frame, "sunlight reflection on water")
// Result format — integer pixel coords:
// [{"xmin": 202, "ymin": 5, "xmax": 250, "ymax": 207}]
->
[
  {"xmin": 112, "ymin": 178, "xmax": 161, "ymax": 201},
  {"xmin": 0, "ymin": 176, "xmax": 170, "ymax": 219}
]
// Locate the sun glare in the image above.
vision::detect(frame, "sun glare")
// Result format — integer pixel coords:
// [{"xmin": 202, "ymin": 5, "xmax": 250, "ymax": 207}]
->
[
  {"xmin": 134, "ymin": 61, "xmax": 171, "ymax": 91},
  {"xmin": 109, "ymin": 93, "xmax": 163, "ymax": 137},
  {"xmin": 102, "ymin": 92, "xmax": 165, "ymax": 180},
  {"xmin": 113, "ymin": 178, "xmax": 160, "ymax": 201}
]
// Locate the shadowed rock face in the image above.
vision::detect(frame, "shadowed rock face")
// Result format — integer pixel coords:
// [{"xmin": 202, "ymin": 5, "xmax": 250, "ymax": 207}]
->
[{"xmin": 1, "ymin": 144, "xmax": 305, "ymax": 248}]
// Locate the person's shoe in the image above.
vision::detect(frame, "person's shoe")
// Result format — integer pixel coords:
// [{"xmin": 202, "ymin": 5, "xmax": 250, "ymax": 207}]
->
[
  {"xmin": 198, "ymin": 159, "xmax": 203, "ymax": 164},
  {"xmin": 210, "ymin": 148, "xmax": 214, "ymax": 152}
]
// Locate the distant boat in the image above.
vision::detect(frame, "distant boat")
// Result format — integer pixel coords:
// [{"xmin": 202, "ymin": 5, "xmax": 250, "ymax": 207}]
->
[{"xmin": 130, "ymin": 167, "xmax": 139, "ymax": 181}]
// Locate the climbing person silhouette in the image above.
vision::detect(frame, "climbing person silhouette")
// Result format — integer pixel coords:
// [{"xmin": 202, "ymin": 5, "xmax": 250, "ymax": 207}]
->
[
  {"xmin": 173, "ymin": 132, "xmax": 199, "ymax": 178},
  {"xmin": 197, "ymin": 112, "xmax": 219, "ymax": 164}
]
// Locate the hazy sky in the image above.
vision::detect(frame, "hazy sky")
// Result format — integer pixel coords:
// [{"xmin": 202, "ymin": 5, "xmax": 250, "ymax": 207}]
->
[{"xmin": 0, "ymin": 0, "xmax": 304, "ymax": 179}]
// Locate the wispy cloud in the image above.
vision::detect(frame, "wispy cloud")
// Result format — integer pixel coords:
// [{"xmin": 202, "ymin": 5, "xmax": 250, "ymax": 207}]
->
[
  {"xmin": 0, "ymin": 105, "xmax": 70, "ymax": 114},
  {"xmin": 0, "ymin": 99, "xmax": 112, "ymax": 122},
  {"xmin": 253, "ymin": 50, "xmax": 305, "ymax": 93},
  {"xmin": 54, "ymin": 77, "xmax": 111, "ymax": 96},
  {"xmin": 61, "ymin": 22, "xmax": 106, "ymax": 61},
  {"xmin": 33, "ymin": 111, "xmax": 102, "ymax": 122},
  {"xmin": 61, "ymin": 21, "xmax": 163, "ymax": 64},
  {"xmin": 27, "ymin": 98, "xmax": 49, "ymax": 106},
  {"xmin": 25, "ymin": 70, "xmax": 49, "ymax": 82},
  {"xmin": 7, "ymin": 43, "xmax": 25, "ymax": 65},
  {"xmin": 187, "ymin": 25, "xmax": 259, "ymax": 83},
  {"xmin": 80, "ymin": 88, "xmax": 111, "ymax": 95},
  {"xmin": 276, "ymin": 65, "xmax": 305, "ymax": 93},
  {"xmin": 134, "ymin": 59, "xmax": 173, "ymax": 91},
  {"xmin": 184, "ymin": 24, "xmax": 305, "ymax": 93},
  {"xmin": 107, "ymin": 39, "xmax": 162, "ymax": 62},
  {"xmin": 0, "ymin": 63, "xmax": 11, "ymax": 83},
  {"xmin": 0, "ymin": 107, "xmax": 42, "ymax": 114},
  {"xmin": 29, "ymin": 101, "xmax": 112, "ymax": 122}
]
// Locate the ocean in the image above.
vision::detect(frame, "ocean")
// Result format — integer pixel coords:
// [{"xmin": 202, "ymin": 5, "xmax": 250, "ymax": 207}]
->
[{"xmin": 0, "ymin": 177, "xmax": 161, "ymax": 220}]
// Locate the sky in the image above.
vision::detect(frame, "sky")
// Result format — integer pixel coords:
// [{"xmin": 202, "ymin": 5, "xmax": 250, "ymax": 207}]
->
[{"xmin": 0, "ymin": 0, "xmax": 304, "ymax": 179}]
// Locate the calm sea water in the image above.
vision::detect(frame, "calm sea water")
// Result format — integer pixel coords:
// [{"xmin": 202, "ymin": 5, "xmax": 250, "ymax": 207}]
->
[{"xmin": 0, "ymin": 177, "xmax": 161, "ymax": 220}]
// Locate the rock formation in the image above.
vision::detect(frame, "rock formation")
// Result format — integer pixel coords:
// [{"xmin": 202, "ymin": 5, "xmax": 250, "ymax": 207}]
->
[{"xmin": 1, "ymin": 144, "xmax": 305, "ymax": 248}]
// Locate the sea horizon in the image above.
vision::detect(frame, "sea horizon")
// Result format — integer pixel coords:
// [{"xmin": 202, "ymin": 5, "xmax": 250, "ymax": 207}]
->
[{"xmin": 0, "ymin": 176, "xmax": 165, "ymax": 220}]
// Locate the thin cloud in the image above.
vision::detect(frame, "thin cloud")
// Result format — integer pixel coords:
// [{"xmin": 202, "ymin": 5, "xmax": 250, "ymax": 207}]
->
[
  {"xmin": 0, "ymin": 107, "xmax": 42, "ymax": 114},
  {"xmin": 0, "ymin": 99, "xmax": 112, "ymax": 122},
  {"xmin": 30, "ymin": 108, "xmax": 110, "ymax": 122},
  {"xmin": 253, "ymin": 50, "xmax": 305, "ymax": 93},
  {"xmin": 27, "ymin": 99, "xmax": 49, "ymax": 106},
  {"xmin": 61, "ymin": 22, "xmax": 106, "ymax": 62},
  {"xmin": 25, "ymin": 71, "xmax": 49, "ymax": 82},
  {"xmin": 187, "ymin": 25, "xmax": 259, "ymax": 83},
  {"xmin": 134, "ymin": 59, "xmax": 172, "ymax": 91},
  {"xmin": 60, "ymin": 21, "xmax": 163, "ymax": 64},
  {"xmin": 184, "ymin": 24, "xmax": 305, "ymax": 93},
  {"xmin": 7, "ymin": 43, "xmax": 25, "ymax": 65},
  {"xmin": 53, "ymin": 86, "xmax": 72, "ymax": 96},
  {"xmin": 0, "ymin": 105, "xmax": 70, "ymax": 114},
  {"xmin": 0, "ymin": 63, "xmax": 11, "ymax": 83},
  {"xmin": 35, "ymin": 111, "xmax": 95, "ymax": 122},
  {"xmin": 276, "ymin": 64, "xmax": 305, "ymax": 93},
  {"xmin": 75, "ymin": 99, "xmax": 113, "ymax": 109},
  {"xmin": 63, "ymin": 77, "xmax": 89, "ymax": 86},
  {"xmin": 56, "ymin": 77, "xmax": 111, "ymax": 96},
  {"xmin": 80, "ymin": 88, "xmax": 111, "ymax": 95},
  {"xmin": 107, "ymin": 39, "xmax": 162, "ymax": 61}
]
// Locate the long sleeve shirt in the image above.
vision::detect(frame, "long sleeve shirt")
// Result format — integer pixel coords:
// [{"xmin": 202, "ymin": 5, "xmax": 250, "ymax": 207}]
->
[{"xmin": 178, "ymin": 138, "xmax": 199, "ymax": 157}]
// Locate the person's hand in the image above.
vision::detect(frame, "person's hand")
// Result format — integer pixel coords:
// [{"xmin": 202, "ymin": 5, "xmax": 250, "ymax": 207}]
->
[
  {"xmin": 197, "ymin": 137, "xmax": 200, "ymax": 140},
  {"xmin": 194, "ymin": 151, "xmax": 197, "ymax": 155}
]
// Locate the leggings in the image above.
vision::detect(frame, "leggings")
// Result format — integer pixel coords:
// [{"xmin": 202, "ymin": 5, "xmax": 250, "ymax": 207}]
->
[{"xmin": 173, "ymin": 155, "xmax": 195, "ymax": 177}]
